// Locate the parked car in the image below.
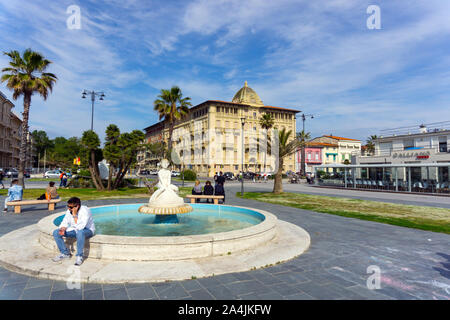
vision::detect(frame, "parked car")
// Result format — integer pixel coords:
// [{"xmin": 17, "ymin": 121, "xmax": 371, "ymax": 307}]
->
[
  {"xmin": 223, "ymin": 172, "xmax": 235, "ymax": 180},
  {"xmin": 5, "ymin": 168, "xmax": 18, "ymax": 178},
  {"xmin": 243, "ymin": 172, "xmax": 257, "ymax": 179},
  {"xmin": 149, "ymin": 169, "xmax": 158, "ymax": 175},
  {"xmin": 171, "ymin": 170, "xmax": 180, "ymax": 177},
  {"xmin": 44, "ymin": 170, "xmax": 62, "ymax": 179},
  {"xmin": 139, "ymin": 170, "xmax": 150, "ymax": 176}
]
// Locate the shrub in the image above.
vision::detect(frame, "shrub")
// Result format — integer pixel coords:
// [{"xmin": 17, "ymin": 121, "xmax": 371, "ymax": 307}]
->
[
  {"xmin": 181, "ymin": 169, "xmax": 197, "ymax": 181},
  {"xmin": 77, "ymin": 169, "xmax": 91, "ymax": 177}
]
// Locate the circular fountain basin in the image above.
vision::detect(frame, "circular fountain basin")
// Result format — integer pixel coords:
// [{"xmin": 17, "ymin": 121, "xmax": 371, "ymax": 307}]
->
[{"xmin": 38, "ymin": 204, "xmax": 277, "ymax": 261}]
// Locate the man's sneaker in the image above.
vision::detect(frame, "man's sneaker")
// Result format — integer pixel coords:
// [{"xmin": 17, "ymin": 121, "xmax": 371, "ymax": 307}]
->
[
  {"xmin": 75, "ymin": 256, "xmax": 83, "ymax": 266},
  {"xmin": 52, "ymin": 253, "xmax": 71, "ymax": 262}
]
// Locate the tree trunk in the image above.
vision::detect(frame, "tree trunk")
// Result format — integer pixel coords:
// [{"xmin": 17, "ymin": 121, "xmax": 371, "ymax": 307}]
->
[
  {"xmin": 107, "ymin": 163, "xmax": 114, "ymax": 190},
  {"xmin": 18, "ymin": 93, "xmax": 31, "ymax": 188},
  {"xmin": 114, "ymin": 161, "xmax": 131, "ymax": 189},
  {"xmin": 90, "ymin": 150, "xmax": 104, "ymax": 190},
  {"xmin": 272, "ymin": 158, "xmax": 284, "ymax": 194}
]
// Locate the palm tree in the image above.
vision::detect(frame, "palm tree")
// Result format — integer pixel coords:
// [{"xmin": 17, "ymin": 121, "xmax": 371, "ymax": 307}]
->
[
  {"xmin": 259, "ymin": 113, "xmax": 274, "ymax": 173},
  {"xmin": 273, "ymin": 128, "xmax": 302, "ymax": 194},
  {"xmin": 153, "ymin": 86, "xmax": 192, "ymax": 159},
  {"xmin": 297, "ymin": 130, "xmax": 311, "ymax": 176},
  {"xmin": 1, "ymin": 49, "xmax": 57, "ymax": 186},
  {"xmin": 365, "ymin": 135, "xmax": 378, "ymax": 155}
]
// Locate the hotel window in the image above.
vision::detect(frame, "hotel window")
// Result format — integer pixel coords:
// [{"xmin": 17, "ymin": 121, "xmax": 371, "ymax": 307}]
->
[
  {"xmin": 404, "ymin": 139, "xmax": 414, "ymax": 150},
  {"xmin": 439, "ymin": 137, "xmax": 448, "ymax": 152},
  {"xmin": 253, "ymin": 112, "xmax": 257, "ymax": 119},
  {"xmin": 225, "ymin": 108, "xmax": 229, "ymax": 114},
  {"xmin": 216, "ymin": 120, "xmax": 221, "ymax": 127}
]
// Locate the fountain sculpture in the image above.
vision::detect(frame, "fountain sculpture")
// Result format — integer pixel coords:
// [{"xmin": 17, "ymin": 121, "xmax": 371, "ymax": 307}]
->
[{"xmin": 138, "ymin": 159, "xmax": 192, "ymax": 223}]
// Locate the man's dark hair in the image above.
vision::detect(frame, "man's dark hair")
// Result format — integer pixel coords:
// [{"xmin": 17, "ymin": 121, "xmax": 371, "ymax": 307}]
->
[
  {"xmin": 219, "ymin": 171, "xmax": 223, "ymax": 175},
  {"xmin": 205, "ymin": 180, "xmax": 211, "ymax": 185},
  {"xmin": 11, "ymin": 179, "xmax": 18, "ymax": 184},
  {"xmin": 49, "ymin": 181, "xmax": 55, "ymax": 187},
  {"xmin": 67, "ymin": 197, "xmax": 81, "ymax": 207}
]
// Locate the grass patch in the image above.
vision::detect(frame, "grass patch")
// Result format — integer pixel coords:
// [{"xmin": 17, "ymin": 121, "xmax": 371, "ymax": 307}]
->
[
  {"xmin": 0, "ymin": 186, "xmax": 192, "ymax": 201},
  {"xmin": 237, "ymin": 192, "xmax": 450, "ymax": 234}
]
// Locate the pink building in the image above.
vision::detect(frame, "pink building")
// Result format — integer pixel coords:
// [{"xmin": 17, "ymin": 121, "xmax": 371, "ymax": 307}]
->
[{"xmin": 295, "ymin": 145, "xmax": 323, "ymax": 173}]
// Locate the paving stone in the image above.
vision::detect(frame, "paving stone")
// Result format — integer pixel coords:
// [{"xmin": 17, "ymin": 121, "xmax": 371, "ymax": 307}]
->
[
  {"xmin": 83, "ymin": 288, "xmax": 104, "ymax": 300},
  {"xmin": 126, "ymin": 285, "xmax": 157, "ymax": 300},
  {"xmin": 0, "ymin": 282, "xmax": 27, "ymax": 300},
  {"xmin": 152, "ymin": 283, "xmax": 190, "ymax": 300},
  {"xmin": 231, "ymin": 272, "xmax": 255, "ymax": 281},
  {"xmin": 5, "ymin": 273, "xmax": 29, "ymax": 285},
  {"xmin": 225, "ymin": 279, "xmax": 267, "ymax": 296},
  {"xmin": 82, "ymin": 282, "xmax": 102, "ymax": 291},
  {"xmin": 188, "ymin": 288, "xmax": 215, "ymax": 300},
  {"xmin": 102, "ymin": 283, "xmax": 126, "ymax": 291},
  {"xmin": 270, "ymin": 283, "xmax": 304, "ymax": 296},
  {"xmin": 346, "ymin": 285, "xmax": 394, "ymax": 300},
  {"xmin": 295, "ymin": 282, "xmax": 343, "ymax": 300},
  {"xmin": 180, "ymin": 279, "xmax": 202, "ymax": 291},
  {"xmin": 257, "ymin": 290, "xmax": 285, "ymax": 300},
  {"xmin": 26, "ymin": 278, "xmax": 54, "ymax": 289},
  {"xmin": 197, "ymin": 276, "xmax": 223, "ymax": 288},
  {"xmin": 50, "ymin": 288, "xmax": 82, "ymax": 300},
  {"xmin": 212, "ymin": 273, "xmax": 242, "ymax": 285},
  {"xmin": 274, "ymin": 271, "xmax": 310, "ymax": 284},
  {"xmin": 250, "ymin": 270, "xmax": 284, "ymax": 285},
  {"xmin": 283, "ymin": 292, "xmax": 316, "ymax": 300},
  {"xmin": 206, "ymin": 285, "xmax": 238, "ymax": 300},
  {"xmin": 20, "ymin": 285, "xmax": 52, "ymax": 300},
  {"xmin": 104, "ymin": 287, "xmax": 129, "ymax": 300}
]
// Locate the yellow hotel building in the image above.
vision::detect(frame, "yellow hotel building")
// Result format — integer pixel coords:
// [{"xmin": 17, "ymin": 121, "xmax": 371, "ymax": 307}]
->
[{"xmin": 140, "ymin": 82, "xmax": 299, "ymax": 177}]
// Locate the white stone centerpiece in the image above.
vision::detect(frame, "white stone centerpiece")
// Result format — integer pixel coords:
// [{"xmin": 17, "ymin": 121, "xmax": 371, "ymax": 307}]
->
[{"xmin": 138, "ymin": 159, "xmax": 192, "ymax": 215}]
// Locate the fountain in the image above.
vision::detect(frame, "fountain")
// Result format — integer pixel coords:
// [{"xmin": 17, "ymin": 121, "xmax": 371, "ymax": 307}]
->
[
  {"xmin": 0, "ymin": 159, "xmax": 311, "ymax": 283},
  {"xmin": 137, "ymin": 159, "xmax": 192, "ymax": 224}
]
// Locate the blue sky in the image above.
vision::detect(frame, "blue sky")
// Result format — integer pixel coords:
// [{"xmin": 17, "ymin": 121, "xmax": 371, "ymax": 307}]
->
[{"xmin": 1, "ymin": 0, "xmax": 450, "ymax": 143}]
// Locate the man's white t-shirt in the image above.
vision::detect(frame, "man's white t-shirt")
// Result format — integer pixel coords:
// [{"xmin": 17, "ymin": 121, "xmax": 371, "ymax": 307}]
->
[{"xmin": 59, "ymin": 205, "xmax": 95, "ymax": 234}]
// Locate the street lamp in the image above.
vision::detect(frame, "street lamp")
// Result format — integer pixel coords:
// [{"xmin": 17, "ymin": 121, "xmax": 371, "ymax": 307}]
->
[
  {"xmin": 299, "ymin": 112, "xmax": 314, "ymax": 176},
  {"xmin": 82, "ymin": 90, "xmax": 105, "ymax": 131},
  {"xmin": 241, "ymin": 117, "xmax": 246, "ymax": 197}
]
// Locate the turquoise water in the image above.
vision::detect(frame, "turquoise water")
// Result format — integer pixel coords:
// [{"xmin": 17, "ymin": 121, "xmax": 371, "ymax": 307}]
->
[{"xmin": 53, "ymin": 204, "xmax": 265, "ymax": 237}]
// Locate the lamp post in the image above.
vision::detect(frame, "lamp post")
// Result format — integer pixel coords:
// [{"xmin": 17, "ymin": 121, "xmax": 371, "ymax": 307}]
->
[
  {"xmin": 241, "ymin": 117, "xmax": 245, "ymax": 196},
  {"xmin": 299, "ymin": 112, "xmax": 314, "ymax": 176},
  {"xmin": 82, "ymin": 90, "xmax": 105, "ymax": 131}
]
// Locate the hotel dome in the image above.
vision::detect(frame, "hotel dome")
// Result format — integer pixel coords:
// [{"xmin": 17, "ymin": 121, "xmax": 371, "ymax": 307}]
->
[{"xmin": 232, "ymin": 81, "xmax": 264, "ymax": 106}]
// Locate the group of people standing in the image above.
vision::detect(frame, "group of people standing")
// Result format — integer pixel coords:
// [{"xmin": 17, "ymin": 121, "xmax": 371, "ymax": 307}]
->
[{"xmin": 191, "ymin": 171, "xmax": 226, "ymax": 203}]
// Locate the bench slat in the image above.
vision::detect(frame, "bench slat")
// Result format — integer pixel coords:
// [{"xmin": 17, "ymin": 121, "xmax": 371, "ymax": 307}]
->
[
  {"xmin": 186, "ymin": 195, "xmax": 224, "ymax": 198},
  {"xmin": 6, "ymin": 199, "xmax": 61, "ymax": 205}
]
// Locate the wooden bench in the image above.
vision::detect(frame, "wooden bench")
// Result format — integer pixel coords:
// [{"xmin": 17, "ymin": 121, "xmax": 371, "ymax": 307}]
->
[
  {"xmin": 186, "ymin": 195, "xmax": 224, "ymax": 204},
  {"xmin": 6, "ymin": 199, "xmax": 62, "ymax": 214}
]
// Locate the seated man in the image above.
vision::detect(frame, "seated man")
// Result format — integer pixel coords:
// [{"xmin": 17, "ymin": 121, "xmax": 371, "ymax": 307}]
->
[
  {"xmin": 214, "ymin": 182, "xmax": 225, "ymax": 204},
  {"xmin": 52, "ymin": 197, "xmax": 95, "ymax": 266},
  {"xmin": 3, "ymin": 179, "xmax": 23, "ymax": 212},
  {"xmin": 203, "ymin": 180, "xmax": 214, "ymax": 203}
]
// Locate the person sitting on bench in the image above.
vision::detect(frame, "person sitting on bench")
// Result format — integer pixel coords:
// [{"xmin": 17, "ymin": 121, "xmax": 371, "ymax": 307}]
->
[
  {"xmin": 46, "ymin": 181, "xmax": 60, "ymax": 200},
  {"xmin": 3, "ymin": 179, "xmax": 22, "ymax": 213},
  {"xmin": 52, "ymin": 197, "xmax": 95, "ymax": 266},
  {"xmin": 191, "ymin": 180, "xmax": 203, "ymax": 203},
  {"xmin": 203, "ymin": 180, "xmax": 214, "ymax": 203},
  {"xmin": 214, "ymin": 182, "xmax": 225, "ymax": 204}
]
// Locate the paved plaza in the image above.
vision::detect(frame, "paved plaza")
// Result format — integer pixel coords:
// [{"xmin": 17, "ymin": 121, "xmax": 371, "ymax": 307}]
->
[{"xmin": 0, "ymin": 184, "xmax": 449, "ymax": 300}]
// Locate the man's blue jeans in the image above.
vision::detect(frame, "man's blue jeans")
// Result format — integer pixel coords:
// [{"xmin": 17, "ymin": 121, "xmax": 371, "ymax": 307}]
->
[{"xmin": 53, "ymin": 228, "xmax": 94, "ymax": 257}]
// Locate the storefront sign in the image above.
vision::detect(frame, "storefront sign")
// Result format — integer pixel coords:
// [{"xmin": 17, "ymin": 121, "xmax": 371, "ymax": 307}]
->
[{"xmin": 392, "ymin": 151, "xmax": 431, "ymax": 159}]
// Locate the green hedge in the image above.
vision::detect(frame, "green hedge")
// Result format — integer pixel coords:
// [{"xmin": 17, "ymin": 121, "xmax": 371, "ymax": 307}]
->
[{"xmin": 181, "ymin": 169, "xmax": 197, "ymax": 181}]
